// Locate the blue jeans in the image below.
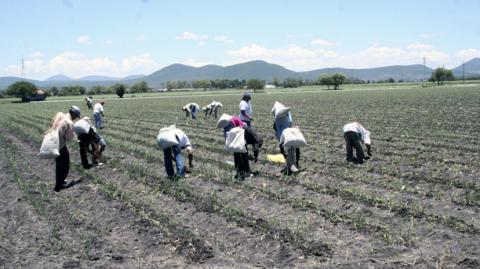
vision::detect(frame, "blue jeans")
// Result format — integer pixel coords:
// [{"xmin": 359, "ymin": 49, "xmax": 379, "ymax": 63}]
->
[
  {"xmin": 94, "ymin": 113, "xmax": 103, "ymax": 129},
  {"xmin": 163, "ymin": 145, "xmax": 185, "ymax": 177},
  {"xmin": 191, "ymin": 107, "xmax": 197, "ymax": 120}
]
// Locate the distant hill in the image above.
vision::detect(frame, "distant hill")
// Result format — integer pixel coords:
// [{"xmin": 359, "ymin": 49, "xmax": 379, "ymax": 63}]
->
[
  {"xmin": 452, "ymin": 58, "xmax": 480, "ymax": 77},
  {"xmin": 46, "ymin": 74, "xmax": 73, "ymax": 81},
  {"xmin": 2, "ymin": 58, "xmax": 480, "ymax": 90}
]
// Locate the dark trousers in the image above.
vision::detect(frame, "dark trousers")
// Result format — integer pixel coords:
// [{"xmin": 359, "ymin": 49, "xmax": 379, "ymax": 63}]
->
[
  {"xmin": 344, "ymin": 131, "xmax": 365, "ymax": 164},
  {"xmin": 79, "ymin": 132, "xmax": 100, "ymax": 168},
  {"xmin": 280, "ymin": 146, "xmax": 300, "ymax": 167},
  {"xmin": 233, "ymin": 152, "xmax": 250, "ymax": 176},
  {"xmin": 163, "ymin": 145, "xmax": 185, "ymax": 177},
  {"xmin": 55, "ymin": 146, "xmax": 70, "ymax": 189}
]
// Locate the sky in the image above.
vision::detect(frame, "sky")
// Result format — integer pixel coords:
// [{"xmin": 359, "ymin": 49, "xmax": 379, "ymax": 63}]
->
[{"xmin": 1, "ymin": 0, "xmax": 479, "ymax": 80}]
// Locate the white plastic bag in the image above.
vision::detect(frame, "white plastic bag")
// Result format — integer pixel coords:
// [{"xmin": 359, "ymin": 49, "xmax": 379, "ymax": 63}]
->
[
  {"xmin": 217, "ymin": 113, "xmax": 232, "ymax": 128},
  {"xmin": 271, "ymin": 101, "xmax": 290, "ymax": 119},
  {"xmin": 224, "ymin": 127, "xmax": 247, "ymax": 153},
  {"xmin": 39, "ymin": 129, "xmax": 60, "ymax": 159},
  {"xmin": 157, "ymin": 125, "xmax": 179, "ymax": 149},
  {"xmin": 280, "ymin": 127, "xmax": 307, "ymax": 148},
  {"xmin": 73, "ymin": 118, "xmax": 91, "ymax": 135}
]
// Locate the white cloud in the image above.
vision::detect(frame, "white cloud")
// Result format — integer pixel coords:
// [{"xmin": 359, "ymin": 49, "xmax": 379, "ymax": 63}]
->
[
  {"xmin": 311, "ymin": 39, "xmax": 334, "ymax": 47},
  {"xmin": 136, "ymin": 35, "xmax": 146, "ymax": 42},
  {"xmin": 30, "ymin": 51, "xmax": 44, "ymax": 58},
  {"xmin": 226, "ymin": 43, "xmax": 458, "ymax": 70},
  {"xmin": 175, "ymin": 31, "xmax": 208, "ymax": 41},
  {"xmin": 0, "ymin": 51, "xmax": 161, "ymax": 79},
  {"xmin": 214, "ymin": 36, "xmax": 233, "ymax": 44},
  {"xmin": 455, "ymin": 48, "xmax": 480, "ymax": 60},
  {"xmin": 121, "ymin": 53, "xmax": 160, "ymax": 74},
  {"xmin": 77, "ymin": 35, "xmax": 92, "ymax": 45},
  {"xmin": 406, "ymin": 43, "xmax": 432, "ymax": 50},
  {"xmin": 181, "ymin": 58, "xmax": 212, "ymax": 67}
]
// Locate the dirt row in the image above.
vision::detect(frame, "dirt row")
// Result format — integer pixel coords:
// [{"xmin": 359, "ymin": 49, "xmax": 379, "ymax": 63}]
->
[{"xmin": 2, "ymin": 112, "xmax": 480, "ymax": 268}]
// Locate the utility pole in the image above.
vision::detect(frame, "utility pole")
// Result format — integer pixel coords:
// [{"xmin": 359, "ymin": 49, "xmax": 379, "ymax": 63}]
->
[
  {"xmin": 423, "ymin": 56, "xmax": 426, "ymax": 87},
  {"xmin": 21, "ymin": 57, "xmax": 25, "ymax": 79}
]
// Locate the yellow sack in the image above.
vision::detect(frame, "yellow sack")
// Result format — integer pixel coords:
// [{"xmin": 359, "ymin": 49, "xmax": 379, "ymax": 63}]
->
[{"xmin": 266, "ymin": 154, "xmax": 286, "ymax": 164}]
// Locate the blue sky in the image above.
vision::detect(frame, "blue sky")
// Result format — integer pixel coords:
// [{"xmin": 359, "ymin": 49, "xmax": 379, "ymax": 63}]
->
[{"xmin": 1, "ymin": 0, "xmax": 479, "ymax": 79}]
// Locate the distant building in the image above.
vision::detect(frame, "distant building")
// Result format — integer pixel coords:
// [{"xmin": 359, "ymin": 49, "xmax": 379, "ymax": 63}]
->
[{"xmin": 265, "ymin": 84, "xmax": 276, "ymax": 89}]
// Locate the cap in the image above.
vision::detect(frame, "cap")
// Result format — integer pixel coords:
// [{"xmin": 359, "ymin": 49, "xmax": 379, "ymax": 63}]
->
[
  {"xmin": 243, "ymin": 92, "xmax": 252, "ymax": 98},
  {"xmin": 69, "ymin": 105, "xmax": 81, "ymax": 118}
]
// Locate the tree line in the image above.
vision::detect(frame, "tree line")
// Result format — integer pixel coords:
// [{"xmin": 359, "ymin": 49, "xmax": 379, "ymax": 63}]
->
[{"xmin": 2, "ymin": 67, "xmax": 459, "ymax": 101}]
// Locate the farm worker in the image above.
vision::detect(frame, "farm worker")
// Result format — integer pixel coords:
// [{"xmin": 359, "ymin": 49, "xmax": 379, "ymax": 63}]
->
[
  {"xmin": 234, "ymin": 126, "xmax": 263, "ymax": 180},
  {"xmin": 272, "ymin": 103, "xmax": 301, "ymax": 170},
  {"xmin": 220, "ymin": 115, "xmax": 246, "ymax": 139},
  {"xmin": 93, "ymin": 100, "xmax": 105, "ymax": 129},
  {"xmin": 342, "ymin": 122, "xmax": 372, "ymax": 164},
  {"xmin": 73, "ymin": 117, "xmax": 106, "ymax": 169},
  {"xmin": 239, "ymin": 93, "xmax": 253, "ymax": 126},
  {"xmin": 182, "ymin": 103, "xmax": 199, "ymax": 120},
  {"xmin": 85, "ymin": 96, "xmax": 93, "ymax": 110},
  {"xmin": 163, "ymin": 128, "xmax": 193, "ymax": 179},
  {"xmin": 204, "ymin": 101, "xmax": 222, "ymax": 119},
  {"xmin": 49, "ymin": 106, "xmax": 81, "ymax": 192}
]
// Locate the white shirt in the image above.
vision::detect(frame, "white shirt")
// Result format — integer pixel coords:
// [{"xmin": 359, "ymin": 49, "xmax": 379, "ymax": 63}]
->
[
  {"xmin": 343, "ymin": 122, "xmax": 371, "ymax": 145},
  {"xmin": 93, "ymin": 103, "xmax": 104, "ymax": 114},
  {"xmin": 174, "ymin": 129, "xmax": 192, "ymax": 149},
  {"xmin": 239, "ymin": 100, "xmax": 252, "ymax": 121}
]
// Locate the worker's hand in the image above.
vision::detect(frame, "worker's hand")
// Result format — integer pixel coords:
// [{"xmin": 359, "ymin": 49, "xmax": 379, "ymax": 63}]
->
[
  {"xmin": 273, "ymin": 123, "xmax": 277, "ymax": 131},
  {"xmin": 366, "ymin": 144, "xmax": 372, "ymax": 156}
]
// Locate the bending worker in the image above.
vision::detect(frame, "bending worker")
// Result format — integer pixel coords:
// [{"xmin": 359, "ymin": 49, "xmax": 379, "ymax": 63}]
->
[
  {"xmin": 162, "ymin": 127, "xmax": 194, "ymax": 179},
  {"xmin": 342, "ymin": 122, "xmax": 372, "ymax": 164},
  {"xmin": 73, "ymin": 117, "xmax": 107, "ymax": 169},
  {"xmin": 182, "ymin": 103, "xmax": 199, "ymax": 120}
]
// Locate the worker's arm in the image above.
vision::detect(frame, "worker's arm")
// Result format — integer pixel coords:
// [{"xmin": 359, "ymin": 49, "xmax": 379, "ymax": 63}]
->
[
  {"xmin": 366, "ymin": 144, "xmax": 372, "ymax": 156},
  {"xmin": 186, "ymin": 147, "xmax": 193, "ymax": 168},
  {"xmin": 240, "ymin": 110, "xmax": 252, "ymax": 120}
]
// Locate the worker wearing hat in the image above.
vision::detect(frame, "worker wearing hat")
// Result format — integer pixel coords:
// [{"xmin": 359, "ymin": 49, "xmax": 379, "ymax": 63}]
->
[
  {"xmin": 74, "ymin": 117, "xmax": 107, "ymax": 169},
  {"xmin": 239, "ymin": 93, "xmax": 253, "ymax": 127},
  {"xmin": 93, "ymin": 100, "xmax": 105, "ymax": 129},
  {"xmin": 48, "ymin": 106, "xmax": 81, "ymax": 191}
]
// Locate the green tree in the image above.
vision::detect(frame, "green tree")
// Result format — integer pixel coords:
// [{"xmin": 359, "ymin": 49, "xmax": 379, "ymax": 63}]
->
[
  {"xmin": 332, "ymin": 73, "xmax": 346, "ymax": 90},
  {"xmin": 49, "ymin": 86, "xmax": 59, "ymax": 96},
  {"xmin": 246, "ymin": 79, "xmax": 265, "ymax": 91},
  {"xmin": 130, "ymin": 81, "xmax": 150, "ymax": 93},
  {"xmin": 111, "ymin": 83, "xmax": 126, "ymax": 98},
  {"xmin": 318, "ymin": 75, "xmax": 334, "ymax": 90},
  {"xmin": 431, "ymin": 67, "xmax": 455, "ymax": 85},
  {"xmin": 5, "ymin": 81, "xmax": 38, "ymax": 102}
]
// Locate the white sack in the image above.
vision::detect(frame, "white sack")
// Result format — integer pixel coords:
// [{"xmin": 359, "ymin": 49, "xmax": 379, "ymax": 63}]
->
[
  {"xmin": 224, "ymin": 127, "xmax": 247, "ymax": 153},
  {"xmin": 39, "ymin": 129, "xmax": 60, "ymax": 159},
  {"xmin": 157, "ymin": 125, "xmax": 179, "ymax": 149},
  {"xmin": 280, "ymin": 127, "xmax": 307, "ymax": 148},
  {"xmin": 271, "ymin": 101, "xmax": 290, "ymax": 119},
  {"xmin": 217, "ymin": 113, "xmax": 232, "ymax": 128},
  {"xmin": 73, "ymin": 118, "xmax": 91, "ymax": 135}
]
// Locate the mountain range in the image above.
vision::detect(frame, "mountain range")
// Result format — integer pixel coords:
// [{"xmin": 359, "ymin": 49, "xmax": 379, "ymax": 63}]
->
[{"xmin": 1, "ymin": 58, "xmax": 479, "ymax": 90}]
